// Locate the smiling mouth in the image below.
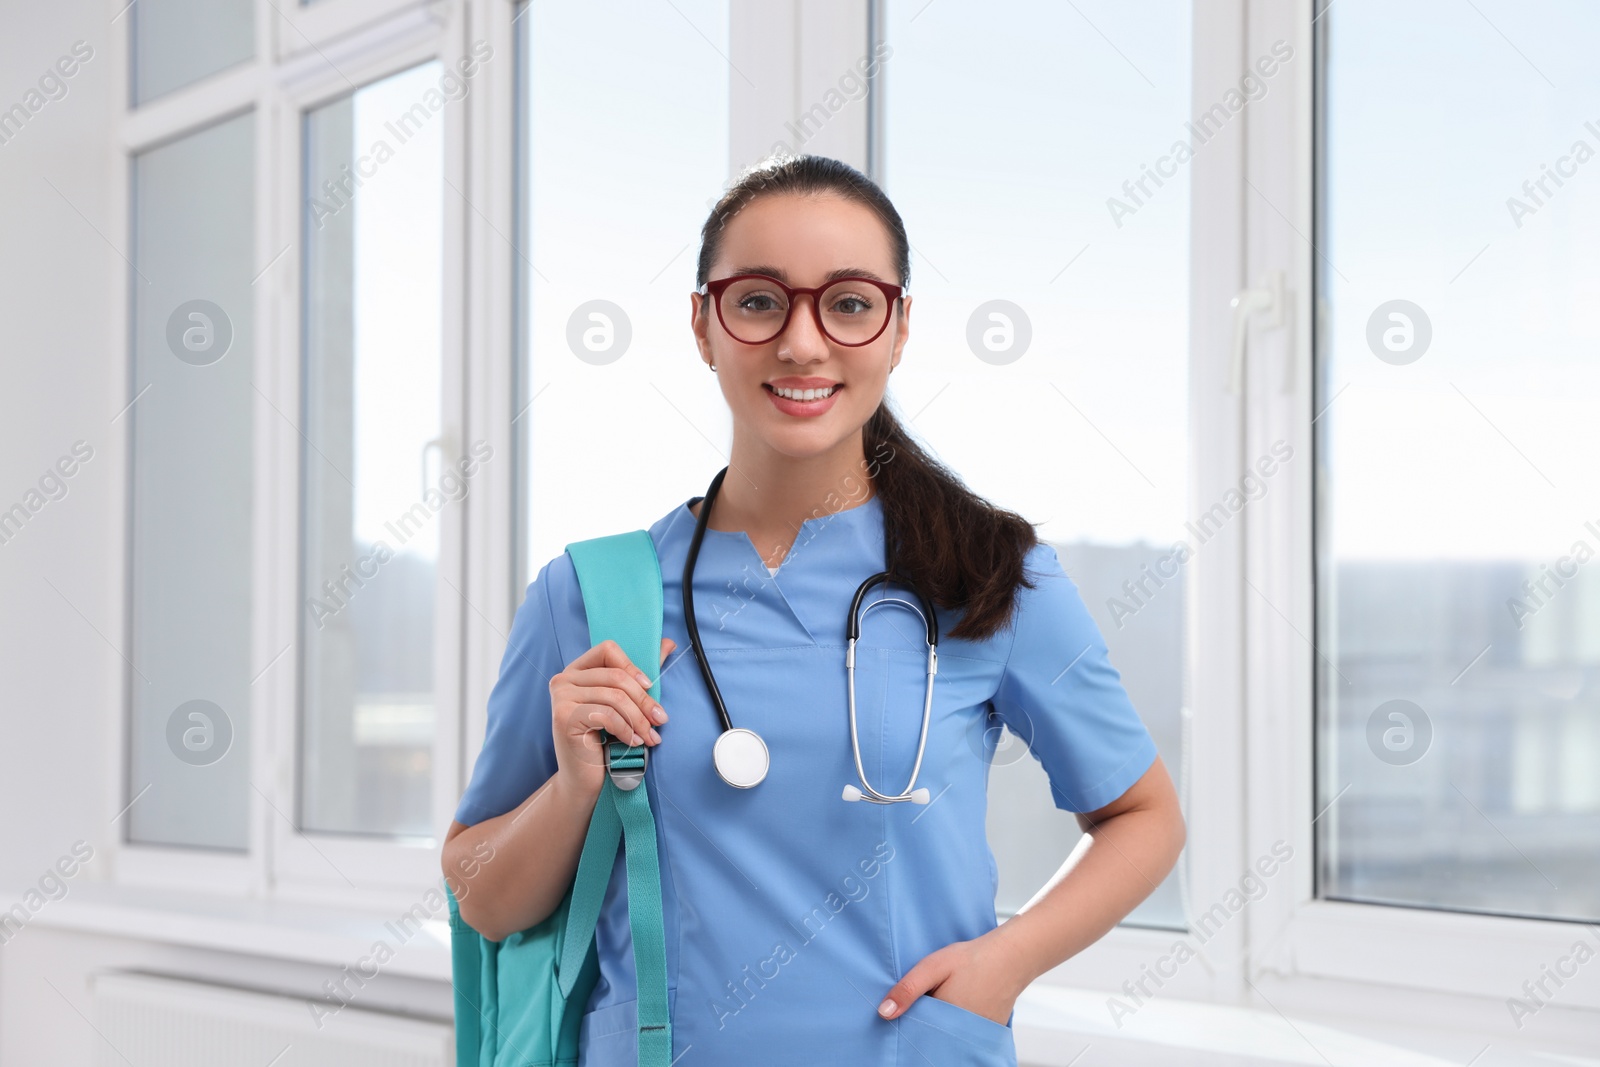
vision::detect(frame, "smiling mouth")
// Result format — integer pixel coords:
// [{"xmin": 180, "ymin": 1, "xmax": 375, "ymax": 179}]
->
[{"xmin": 764, "ymin": 383, "xmax": 843, "ymax": 401}]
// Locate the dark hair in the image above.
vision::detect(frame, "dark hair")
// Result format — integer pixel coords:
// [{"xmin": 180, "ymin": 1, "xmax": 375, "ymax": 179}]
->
[{"xmin": 695, "ymin": 154, "xmax": 1040, "ymax": 641}]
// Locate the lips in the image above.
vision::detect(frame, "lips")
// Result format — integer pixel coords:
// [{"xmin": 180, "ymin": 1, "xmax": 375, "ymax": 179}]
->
[{"xmin": 764, "ymin": 382, "xmax": 843, "ymax": 417}]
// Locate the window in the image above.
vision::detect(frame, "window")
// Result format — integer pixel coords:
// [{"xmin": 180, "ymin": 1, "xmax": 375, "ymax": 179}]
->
[
  {"xmin": 126, "ymin": 111, "xmax": 256, "ymax": 851},
  {"xmin": 301, "ymin": 62, "xmax": 446, "ymax": 840},
  {"xmin": 118, "ymin": 2, "xmax": 468, "ymax": 891},
  {"xmin": 514, "ymin": 0, "xmax": 731, "ymax": 588},
  {"xmin": 1314, "ymin": 0, "xmax": 1600, "ymax": 923},
  {"xmin": 881, "ymin": 0, "xmax": 1191, "ymax": 928},
  {"xmin": 130, "ymin": 0, "xmax": 254, "ymax": 105}
]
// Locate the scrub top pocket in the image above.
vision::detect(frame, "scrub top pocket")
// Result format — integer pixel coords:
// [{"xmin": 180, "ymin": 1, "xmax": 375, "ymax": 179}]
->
[{"xmin": 897, "ymin": 993, "xmax": 1018, "ymax": 1067}]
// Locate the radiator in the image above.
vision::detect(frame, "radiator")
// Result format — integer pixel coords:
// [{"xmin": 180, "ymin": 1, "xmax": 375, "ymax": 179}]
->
[{"xmin": 92, "ymin": 972, "xmax": 452, "ymax": 1067}]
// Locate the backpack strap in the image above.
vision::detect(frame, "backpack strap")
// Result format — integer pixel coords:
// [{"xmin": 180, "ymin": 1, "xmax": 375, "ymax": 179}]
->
[{"xmin": 560, "ymin": 531, "xmax": 672, "ymax": 1067}]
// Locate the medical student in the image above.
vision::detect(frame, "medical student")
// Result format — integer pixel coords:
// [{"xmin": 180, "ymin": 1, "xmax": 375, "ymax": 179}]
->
[{"xmin": 442, "ymin": 155, "xmax": 1185, "ymax": 1067}]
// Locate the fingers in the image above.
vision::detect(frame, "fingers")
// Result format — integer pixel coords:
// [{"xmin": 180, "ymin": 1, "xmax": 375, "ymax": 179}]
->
[
  {"xmin": 574, "ymin": 702, "xmax": 658, "ymax": 749},
  {"xmin": 559, "ymin": 641, "xmax": 669, "ymax": 748},
  {"xmin": 572, "ymin": 643, "xmax": 665, "ymax": 694},
  {"xmin": 878, "ymin": 961, "xmax": 946, "ymax": 1020}
]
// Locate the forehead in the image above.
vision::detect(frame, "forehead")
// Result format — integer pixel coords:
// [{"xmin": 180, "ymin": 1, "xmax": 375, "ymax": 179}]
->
[{"xmin": 711, "ymin": 192, "xmax": 898, "ymax": 281}]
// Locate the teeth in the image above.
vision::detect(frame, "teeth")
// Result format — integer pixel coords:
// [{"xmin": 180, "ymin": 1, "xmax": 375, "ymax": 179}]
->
[{"xmin": 772, "ymin": 385, "xmax": 837, "ymax": 401}]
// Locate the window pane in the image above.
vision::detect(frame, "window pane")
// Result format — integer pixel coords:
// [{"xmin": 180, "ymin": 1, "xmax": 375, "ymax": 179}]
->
[
  {"xmin": 132, "ymin": 0, "xmax": 254, "ymax": 105},
  {"xmin": 1316, "ymin": 0, "xmax": 1600, "ymax": 921},
  {"xmin": 301, "ymin": 62, "xmax": 444, "ymax": 838},
  {"xmin": 128, "ymin": 111, "xmax": 255, "ymax": 850},
  {"xmin": 884, "ymin": 0, "xmax": 1191, "ymax": 927},
  {"xmin": 516, "ymin": 0, "xmax": 730, "ymax": 584}
]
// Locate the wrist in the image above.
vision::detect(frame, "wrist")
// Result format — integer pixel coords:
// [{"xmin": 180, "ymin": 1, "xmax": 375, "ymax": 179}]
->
[
  {"xmin": 552, "ymin": 765, "xmax": 604, "ymax": 807},
  {"xmin": 983, "ymin": 917, "xmax": 1048, "ymax": 998}
]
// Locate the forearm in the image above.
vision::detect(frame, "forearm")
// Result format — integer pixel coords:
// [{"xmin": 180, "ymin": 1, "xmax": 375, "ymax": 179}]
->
[
  {"xmin": 444, "ymin": 771, "xmax": 602, "ymax": 942},
  {"xmin": 987, "ymin": 804, "xmax": 1185, "ymax": 990}
]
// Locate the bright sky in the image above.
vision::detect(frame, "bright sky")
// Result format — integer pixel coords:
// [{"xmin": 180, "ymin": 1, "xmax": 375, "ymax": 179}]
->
[
  {"xmin": 1323, "ymin": 0, "xmax": 1600, "ymax": 559},
  {"xmin": 348, "ymin": 62, "xmax": 444, "ymax": 559}
]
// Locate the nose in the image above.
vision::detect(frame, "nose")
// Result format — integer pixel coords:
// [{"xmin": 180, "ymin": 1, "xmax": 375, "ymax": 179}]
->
[{"xmin": 777, "ymin": 292, "xmax": 830, "ymax": 362}]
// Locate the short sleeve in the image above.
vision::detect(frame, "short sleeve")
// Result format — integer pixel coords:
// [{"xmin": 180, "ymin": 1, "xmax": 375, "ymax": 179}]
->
[
  {"xmin": 453, "ymin": 555, "xmax": 582, "ymax": 827},
  {"xmin": 992, "ymin": 542, "xmax": 1159, "ymax": 814}
]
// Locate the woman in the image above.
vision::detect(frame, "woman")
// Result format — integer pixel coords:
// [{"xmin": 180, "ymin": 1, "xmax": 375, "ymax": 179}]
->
[{"xmin": 442, "ymin": 155, "xmax": 1184, "ymax": 1067}]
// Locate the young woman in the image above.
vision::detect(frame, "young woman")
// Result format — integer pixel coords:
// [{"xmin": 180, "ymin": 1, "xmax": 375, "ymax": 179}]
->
[{"xmin": 442, "ymin": 155, "xmax": 1184, "ymax": 1067}]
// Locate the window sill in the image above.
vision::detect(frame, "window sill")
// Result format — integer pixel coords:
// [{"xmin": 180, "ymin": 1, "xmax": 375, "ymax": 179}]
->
[{"xmin": 21, "ymin": 883, "xmax": 452, "ymax": 982}]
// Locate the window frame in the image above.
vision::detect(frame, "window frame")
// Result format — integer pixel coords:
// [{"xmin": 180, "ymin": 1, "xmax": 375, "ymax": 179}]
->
[
  {"xmin": 104, "ymin": 0, "xmax": 1600, "ymax": 1034},
  {"xmin": 110, "ymin": 0, "xmax": 486, "ymax": 910},
  {"xmin": 1238, "ymin": 0, "xmax": 1600, "ymax": 1020}
]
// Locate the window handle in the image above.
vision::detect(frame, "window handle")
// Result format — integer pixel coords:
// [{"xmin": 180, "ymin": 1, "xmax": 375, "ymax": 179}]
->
[
  {"xmin": 1228, "ymin": 269, "xmax": 1286, "ymax": 394},
  {"xmin": 421, "ymin": 436, "xmax": 442, "ymax": 496}
]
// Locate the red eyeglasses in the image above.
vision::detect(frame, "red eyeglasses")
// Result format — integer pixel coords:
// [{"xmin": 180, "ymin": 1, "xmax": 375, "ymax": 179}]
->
[{"xmin": 697, "ymin": 273, "xmax": 906, "ymax": 347}]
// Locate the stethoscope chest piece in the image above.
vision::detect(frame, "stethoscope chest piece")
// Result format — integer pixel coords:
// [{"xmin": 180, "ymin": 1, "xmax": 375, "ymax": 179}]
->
[{"xmin": 712, "ymin": 727, "xmax": 769, "ymax": 789}]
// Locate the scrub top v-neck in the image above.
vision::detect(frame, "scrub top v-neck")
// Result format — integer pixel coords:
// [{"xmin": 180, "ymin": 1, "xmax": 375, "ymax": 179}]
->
[{"xmin": 455, "ymin": 491, "xmax": 1159, "ymax": 1067}]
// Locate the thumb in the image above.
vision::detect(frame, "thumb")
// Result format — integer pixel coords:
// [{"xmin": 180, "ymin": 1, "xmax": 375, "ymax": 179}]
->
[
  {"xmin": 659, "ymin": 637, "xmax": 676, "ymax": 667},
  {"xmin": 878, "ymin": 957, "xmax": 948, "ymax": 1020}
]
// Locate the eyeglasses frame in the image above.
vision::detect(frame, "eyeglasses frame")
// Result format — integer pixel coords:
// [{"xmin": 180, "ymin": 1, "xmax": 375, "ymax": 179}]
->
[{"xmin": 696, "ymin": 273, "xmax": 908, "ymax": 348}]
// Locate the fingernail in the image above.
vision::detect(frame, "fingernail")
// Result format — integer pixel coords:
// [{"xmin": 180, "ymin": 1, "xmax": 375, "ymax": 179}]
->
[
  {"xmin": 878, "ymin": 999, "xmax": 896, "ymax": 1018},
  {"xmin": 631, "ymin": 733, "xmax": 643, "ymax": 746},
  {"xmin": 649, "ymin": 728, "xmax": 661, "ymax": 744},
  {"xmin": 652, "ymin": 706, "xmax": 668, "ymax": 724},
  {"xmin": 635, "ymin": 670, "xmax": 651, "ymax": 688}
]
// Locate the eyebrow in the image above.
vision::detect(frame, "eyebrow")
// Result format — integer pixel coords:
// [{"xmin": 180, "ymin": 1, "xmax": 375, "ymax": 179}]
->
[{"xmin": 729, "ymin": 265, "xmax": 892, "ymax": 285}]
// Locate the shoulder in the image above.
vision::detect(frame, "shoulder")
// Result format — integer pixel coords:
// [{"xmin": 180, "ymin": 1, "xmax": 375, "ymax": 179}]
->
[
  {"xmin": 525, "ymin": 498, "xmax": 692, "ymax": 658},
  {"xmin": 1002, "ymin": 540, "xmax": 1101, "ymax": 661}
]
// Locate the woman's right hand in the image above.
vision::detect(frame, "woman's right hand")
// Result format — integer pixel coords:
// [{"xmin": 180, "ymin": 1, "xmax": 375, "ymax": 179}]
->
[{"xmin": 550, "ymin": 637, "xmax": 675, "ymax": 794}]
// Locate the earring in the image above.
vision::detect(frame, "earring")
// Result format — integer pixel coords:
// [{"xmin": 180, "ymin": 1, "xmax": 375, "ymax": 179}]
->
[{"xmin": 709, "ymin": 363, "xmax": 717, "ymax": 371}]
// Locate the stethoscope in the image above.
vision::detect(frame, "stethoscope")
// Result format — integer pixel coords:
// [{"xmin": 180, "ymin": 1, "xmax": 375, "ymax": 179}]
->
[{"xmin": 682, "ymin": 466, "xmax": 939, "ymax": 804}]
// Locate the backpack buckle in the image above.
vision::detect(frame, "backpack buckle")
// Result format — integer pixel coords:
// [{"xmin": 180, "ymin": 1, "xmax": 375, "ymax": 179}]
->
[{"xmin": 605, "ymin": 737, "xmax": 648, "ymax": 791}]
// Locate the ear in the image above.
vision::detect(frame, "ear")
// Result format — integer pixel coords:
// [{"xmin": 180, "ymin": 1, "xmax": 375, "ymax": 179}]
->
[
  {"xmin": 690, "ymin": 291, "xmax": 715, "ymax": 366},
  {"xmin": 888, "ymin": 294, "xmax": 912, "ymax": 372}
]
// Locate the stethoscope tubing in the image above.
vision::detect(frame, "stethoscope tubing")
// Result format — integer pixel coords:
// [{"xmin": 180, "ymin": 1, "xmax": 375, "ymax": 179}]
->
[{"xmin": 683, "ymin": 465, "xmax": 940, "ymax": 801}]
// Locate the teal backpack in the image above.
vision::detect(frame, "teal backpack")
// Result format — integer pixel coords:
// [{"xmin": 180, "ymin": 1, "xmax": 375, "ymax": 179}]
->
[{"xmin": 446, "ymin": 530, "xmax": 672, "ymax": 1067}]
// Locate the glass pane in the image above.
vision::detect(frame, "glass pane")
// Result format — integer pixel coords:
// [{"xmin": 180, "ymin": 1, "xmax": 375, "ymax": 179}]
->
[
  {"xmin": 132, "ymin": 0, "xmax": 254, "ymax": 105},
  {"xmin": 128, "ymin": 111, "xmax": 256, "ymax": 850},
  {"xmin": 302, "ymin": 62, "xmax": 444, "ymax": 838},
  {"xmin": 884, "ymin": 0, "xmax": 1191, "ymax": 928},
  {"xmin": 1316, "ymin": 0, "xmax": 1600, "ymax": 921},
  {"xmin": 516, "ymin": 0, "xmax": 730, "ymax": 583}
]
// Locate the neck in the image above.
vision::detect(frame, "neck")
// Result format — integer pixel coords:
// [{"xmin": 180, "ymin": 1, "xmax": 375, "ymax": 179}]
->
[{"xmin": 698, "ymin": 431, "xmax": 876, "ymax": 565}]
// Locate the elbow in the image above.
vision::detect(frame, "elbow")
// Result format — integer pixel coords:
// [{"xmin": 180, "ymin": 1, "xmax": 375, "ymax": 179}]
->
[
  {"xmin": 1164, "ymin": 804, "xmax": 1187, "ymax": 873},
  {"xmin": 442, "ymin": 832, "xmax": 507, "ymax": 943}
]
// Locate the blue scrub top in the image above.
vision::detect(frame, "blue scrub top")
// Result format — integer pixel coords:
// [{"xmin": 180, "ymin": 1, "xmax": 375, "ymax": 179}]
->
[{"xmin": 455, "ymin": 491, "xmax": 1158, "ymax": 1067}]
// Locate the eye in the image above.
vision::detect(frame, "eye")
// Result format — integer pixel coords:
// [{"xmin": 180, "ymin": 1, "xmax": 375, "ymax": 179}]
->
[
  {"xmin": 736, "ymin": 292, "xmax": 783, "ymax": 313},
  {"xmin": 830, "ymin": 293, "xmax": 874, "ymax": 315}
]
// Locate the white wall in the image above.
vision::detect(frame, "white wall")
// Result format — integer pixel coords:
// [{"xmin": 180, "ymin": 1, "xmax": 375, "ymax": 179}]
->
[{"xmin": 0, "ymin": 2, "xmax": 118, "ymax": 900}]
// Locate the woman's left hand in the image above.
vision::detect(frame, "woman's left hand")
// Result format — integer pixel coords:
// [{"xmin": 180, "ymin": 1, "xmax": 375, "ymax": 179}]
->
[{"xmin": 877, "ymin": 932, "xmax": 1026, "ymax": 1025}]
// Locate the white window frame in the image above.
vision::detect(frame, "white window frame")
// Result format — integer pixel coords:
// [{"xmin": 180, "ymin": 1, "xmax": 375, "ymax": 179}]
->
[
  {"xmin": 102, "ymin": 0, "xmax": 1600, "ymax": 1043},
  {"xmin": 1239, "ymin": 0, "xmax": 1600, "ymax": 1028},
  {"xmin": 109, "ymin": 0, "xmax": 491, "ymax": 911}
]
